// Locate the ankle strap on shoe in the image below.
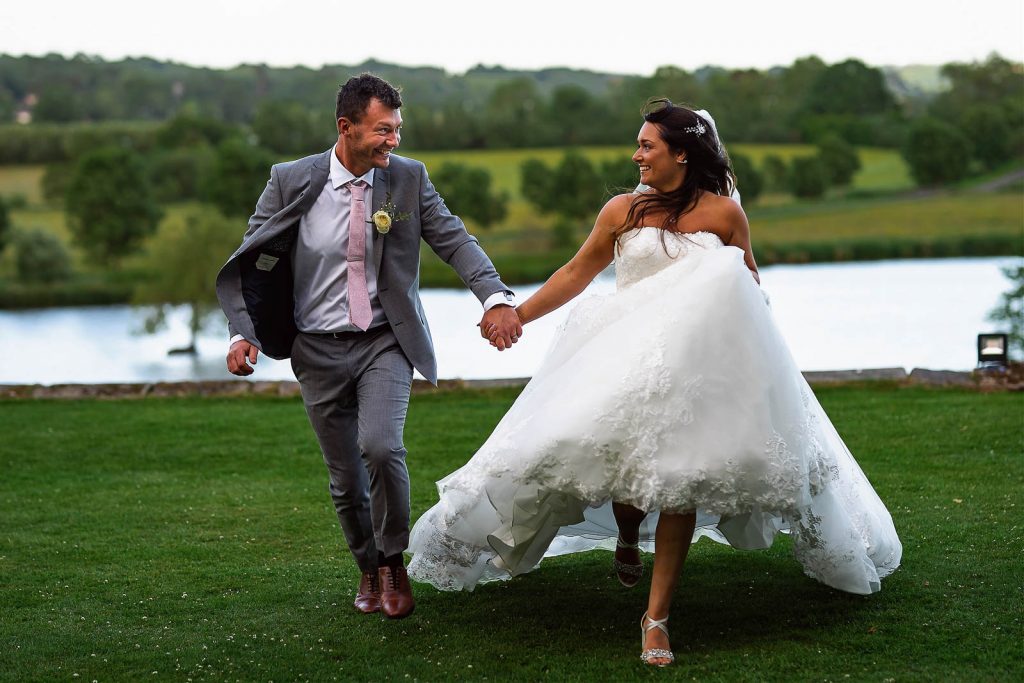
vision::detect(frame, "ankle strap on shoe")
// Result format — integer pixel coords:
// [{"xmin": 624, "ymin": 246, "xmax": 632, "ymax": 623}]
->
[
  {"xmin": 642, "ymin": 612, "xmax": 669, "ymax": 635},
  {"xmin": 616, "ymin": 536, "xmax": 640, "ymax": 549}
]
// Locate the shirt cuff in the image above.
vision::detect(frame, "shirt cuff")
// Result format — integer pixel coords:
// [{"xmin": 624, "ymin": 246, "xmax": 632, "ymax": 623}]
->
[
  {"xmin": 229, "ymin": 334, "xmax": 247, "ymax": 347},
  {"xmin": 483, "ymin": 291, "xmax": 516, "ymax": 310}
]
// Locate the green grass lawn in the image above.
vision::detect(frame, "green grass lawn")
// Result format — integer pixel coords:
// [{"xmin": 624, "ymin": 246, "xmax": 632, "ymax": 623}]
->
[
  {"xmin": 1, "ymin": 386, "xmax": 1021, "ymax": 681},
  {"xmin": 750, "ymin": 192, "xmax": 1024, "ymax": 242},
  {"xmin": 0, "ymin": 165, "xmax": 45, "ymax": 204}
]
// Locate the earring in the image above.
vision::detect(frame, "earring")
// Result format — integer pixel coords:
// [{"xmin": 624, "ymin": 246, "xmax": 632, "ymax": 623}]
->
[{"xmin": 677, "ymin": 159, "xmax": 687, "ymax": 165}]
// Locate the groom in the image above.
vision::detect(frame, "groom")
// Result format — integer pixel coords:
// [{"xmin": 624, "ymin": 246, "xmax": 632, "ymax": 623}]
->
[{"xmin": 216, "ymin": 74, "xmax": 522, "ymax": 619}]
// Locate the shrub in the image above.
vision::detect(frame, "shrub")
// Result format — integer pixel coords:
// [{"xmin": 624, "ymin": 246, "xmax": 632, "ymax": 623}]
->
[
  {"xmin": 431, "ymin": 162, "xmax": 508, "ymax": 229},
  {"xmin": 902, "ymin": 117, "xmax": 972, "ymax": 186},
  {"xmin": 599, "ymin": 157, "xmax": 640, "ymax": 197},
  {"xmin": 149, "ymin": 147, "xmax": 215, "ymax": 203},
  {"xmin": 730, "ymin": 154, "xmax": 764, "ymax": 203},
  {"xmin": 961, "ymin": 105, "xmax": 1013, "ymax": 170},
  {"xmin": 816, "ymin": 134, "xmax": 861, "ymax": 186},
  {"xmin": 761, "ymin": 154, "xmax": 789, "ymax": 192},
  {"xmin": 13, "ymin": 229, "xmax": 73, "ymax": 284},
  {"xmin": 202, "ymin": 139, "xmax": 277, "ymax": 218},
  {"xmin": 788, "ymin": 157, "xmax": 827, "ymax": 198},
  {"xmin": 0, "ymin": 195, "xmax": 9, "ymax": 254}
]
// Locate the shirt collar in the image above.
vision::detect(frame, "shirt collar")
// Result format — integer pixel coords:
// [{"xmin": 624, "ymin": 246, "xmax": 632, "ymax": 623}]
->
[{"xmin": 329, "ymin": 148, "xmax": 374, "ymax": 189}]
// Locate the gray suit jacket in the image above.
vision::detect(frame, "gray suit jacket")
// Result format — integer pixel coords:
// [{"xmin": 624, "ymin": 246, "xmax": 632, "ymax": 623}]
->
[{"xmin": 215, "ymin": 150, "xmax": 510, "ymax": 384}]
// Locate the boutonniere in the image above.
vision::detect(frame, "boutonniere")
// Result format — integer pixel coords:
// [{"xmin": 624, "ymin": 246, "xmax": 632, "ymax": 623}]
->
[{"xmin": 370, "ymin": 193, "xmax": 411, "ymax": 235}]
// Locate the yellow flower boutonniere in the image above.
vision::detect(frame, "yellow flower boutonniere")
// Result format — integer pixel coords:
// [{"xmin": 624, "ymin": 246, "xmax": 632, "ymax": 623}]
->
[{"xmin": 371, "ymin": 193, "xmax": 411, "ymax": 235}]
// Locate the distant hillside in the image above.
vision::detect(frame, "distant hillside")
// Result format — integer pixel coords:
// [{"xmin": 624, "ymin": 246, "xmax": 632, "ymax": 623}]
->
[
  {"xmin": 0, "ymin": 52, "xmax": 1017, "ymax": 158},
  {"xmin": 887, "ymin": 64, "xmax": 948, "ymax": 93},
  {"xmin": 0, "ymin": 53, "xmax": 960, "ymax": 126},
  {"xmin": 0, "ymin": 54, "xmax": 629, "ymax": 125}
]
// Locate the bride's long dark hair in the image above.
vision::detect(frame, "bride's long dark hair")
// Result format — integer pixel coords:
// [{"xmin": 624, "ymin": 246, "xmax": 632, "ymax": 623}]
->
[{"xmin": 614, "ymin": 99, "xmax": 736, "ymax": 247}]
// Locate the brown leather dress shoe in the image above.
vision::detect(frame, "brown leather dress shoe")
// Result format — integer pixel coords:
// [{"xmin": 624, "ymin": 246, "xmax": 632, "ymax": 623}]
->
[
  {"xmin": 378, "ymin": 565, "xmax": 415, "ymax": 619},
  {"xmin": 353, "ymin": 570, "xmax": 381, "ymax": 614}
]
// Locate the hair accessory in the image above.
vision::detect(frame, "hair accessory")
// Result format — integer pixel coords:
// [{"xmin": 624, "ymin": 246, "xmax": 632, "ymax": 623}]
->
[{"xmin": 683, "ymin": 120, "xmax": 706, "ymax": 136}]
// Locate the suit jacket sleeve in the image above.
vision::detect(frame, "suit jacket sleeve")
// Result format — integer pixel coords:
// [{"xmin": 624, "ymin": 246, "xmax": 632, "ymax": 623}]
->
[
  {"xmin": 227, "ymin": 164, "xmax": 285, "ymax": 339},
  {"xmin": 416, "ymin": 163, "xmax": 509, "ymax": 304}
]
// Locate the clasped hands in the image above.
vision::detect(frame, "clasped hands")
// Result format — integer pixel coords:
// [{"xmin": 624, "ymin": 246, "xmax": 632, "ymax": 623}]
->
[{"xmin": 478, "ymin": 305, "xmax": 523, "ymax": 351}]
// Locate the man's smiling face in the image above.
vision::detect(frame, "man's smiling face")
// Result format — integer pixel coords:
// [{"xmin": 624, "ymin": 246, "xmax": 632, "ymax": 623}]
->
[{"xmin": 338, "ymin": 97, "xmax": 402, "ymax": 176}]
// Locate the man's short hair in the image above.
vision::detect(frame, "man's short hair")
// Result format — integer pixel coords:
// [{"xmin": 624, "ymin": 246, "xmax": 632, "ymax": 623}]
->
[{"xmin": 336, "ymin": 73, "xmax": 403, "ymax": 123}]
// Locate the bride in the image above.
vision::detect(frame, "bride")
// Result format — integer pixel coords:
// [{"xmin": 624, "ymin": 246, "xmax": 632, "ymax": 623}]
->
[{"xmin": 407, "ymin": 99, "xmax": 902, "ymax": 666}]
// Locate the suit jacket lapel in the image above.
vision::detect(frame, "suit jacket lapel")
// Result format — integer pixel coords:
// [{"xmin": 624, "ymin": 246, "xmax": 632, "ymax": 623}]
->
[
  {"xmin": 299, "ymin": 150, "xmax": 332, "ymax": 215},
  {"xmin": 372, "ymin": 166, "xmax": 390, "ymax": 274}
]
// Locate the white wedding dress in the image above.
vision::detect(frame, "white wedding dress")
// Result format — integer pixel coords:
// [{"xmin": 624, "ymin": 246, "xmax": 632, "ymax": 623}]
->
[{"xmin": 407, "ymin": 228, "xmax": 902, "ymax": 595}]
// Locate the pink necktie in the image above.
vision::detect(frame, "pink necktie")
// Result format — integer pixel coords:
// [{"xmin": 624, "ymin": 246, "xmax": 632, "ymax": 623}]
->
[{"xmin": 346, "ymin": 180, "xmax": 372, "ymax": 330}]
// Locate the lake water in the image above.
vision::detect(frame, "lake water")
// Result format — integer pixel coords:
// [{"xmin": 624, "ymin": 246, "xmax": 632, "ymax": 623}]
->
[{"xmin": 0, "ymin": 256, "xmax": 1018, "ymax": 385}]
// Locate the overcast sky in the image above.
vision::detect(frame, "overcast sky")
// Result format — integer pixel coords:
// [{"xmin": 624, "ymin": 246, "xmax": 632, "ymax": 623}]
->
[{"xmin": 2, "ymin": 0, "xmax": 1021, "ymax": 74}]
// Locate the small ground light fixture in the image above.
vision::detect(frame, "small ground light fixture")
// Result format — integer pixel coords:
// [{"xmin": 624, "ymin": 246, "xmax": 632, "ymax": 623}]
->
[{"xmin": 977, "ymin": 333, "xmax": 1009, "ymax": 369}]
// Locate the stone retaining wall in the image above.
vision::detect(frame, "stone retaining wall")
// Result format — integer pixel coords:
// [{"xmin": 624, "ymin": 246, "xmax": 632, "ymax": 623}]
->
[{"xmin": 2, "ymin": 367, "xmax": 1018, "ymax": 400}]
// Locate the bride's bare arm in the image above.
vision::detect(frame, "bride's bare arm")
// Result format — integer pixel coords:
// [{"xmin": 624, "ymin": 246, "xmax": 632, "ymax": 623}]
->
[
  {"xmin": 721, "ymin": 200, "xmax": 760, "ymax": 284},
  {"xmin": 514, "ymin": 195, "xmax": 627, "ymax": 326}
]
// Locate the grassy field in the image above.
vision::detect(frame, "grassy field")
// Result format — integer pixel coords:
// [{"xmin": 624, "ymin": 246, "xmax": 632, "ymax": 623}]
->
[
  {"xmin": 414, "ymin": 144, "xmax": 914, "ymax": 200},
  {"xmin": 751, "ymin": 192, "xmax": 1024, "ymax": 242},
  {"xmin": 1, "ymin": 386, "xmax": 1021, "ymax": 681}
]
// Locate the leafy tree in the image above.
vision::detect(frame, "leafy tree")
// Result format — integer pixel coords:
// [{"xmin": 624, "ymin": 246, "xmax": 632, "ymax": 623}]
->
[
  {"xmin": 730, "ymin": 154, "xmax": 764, "ymax": 204},
  {"xmin": 799, "ymin": 59, "xmax": 901, "ymax": 145},
  {"xmin": 599, "ymin": 156, "xmax": 640, "ymax": 197},
  {"xmin": 703, "ymin": 68, "xmax": 780, "ymax": 142},
  {"xmin": 403, "ymin": 102, "xmax": 486, "ymax": 150},
  {"xmin": 803, "ymin": 59, "xmax": 897, "ymax": 116},
  {"xmin": 483, "ymin": 78, "xmax": 552, "ymax": 147},
  {"xmin": 520, "ymin": 158, "xmax": 553, "ymax": 211},
  {"xmin": 253, "ymin": 100, "xmax": 328, "ymax": 155},
  {"xmin": 0, "ymin": 195, "xmax": 10, "ymax": 254},
  {"xmin": 13, "ymin": 228, "xmax": 73, "ymax": 283},
  {"xmin": 761, "ymin": 154, "xmax": 789, "ymax": 192},
  {"xmin": 203, "ymin": 139, "xmax": 277, "ymax": 218},
  {"xmin": 645, "ymin": 66, "xmax": 704, "ymax": 107},
  {"xmin": 932, "ymin": 55, "xmax": 1024, "ymax": 127},
  {"xmin": 549, "ymin": 151, "xmax": 604, "ymax": 220},
  {"xmin": 520, "ymin": 151, "xmax": 604, "ymax": 221},
  {"xmin": 815, "ymin": 135, "xmax": 861, "ymax": 186},
  {"xmin": 519, "ymin": 151, "xmax": 604, "ymax": 247},
  {"xmin": 133, "ymin": 209, "xmax": 241, "ymax": 353},
  {"xmin": 902, "ymin": 117, "xmax": 972, "ymax": 186},
  {"xmin": 788, "ymin": 157, "xmax": 827, "ymax": 199},
  {"xmin": 546, "ymin": 85, "xmax": 608, "ymax": 146},
  {"xmin": 155, "ymin": 107, "xmax": 235, "ymax": 149},
  {"xmin": 33, "ymin": 84, "xmax": 86, "ymax": 123},
  {"xmin": 149, "ymin": 147, "xmax": 215, "ymax": 203},
  {"xmin": 987, "ymin": 265, "xmax": 1023, "ymax": 359},
  {"xmin": 65, "ymin": 147, "xmax": 163, "ymax": 265},
  {"xmin": 962, "ymin": 105, "xmax": 1012, "ymax": 170},
  {"xmin": 431, "ymin": 162, "xmax": 508, "ymax": 229}
]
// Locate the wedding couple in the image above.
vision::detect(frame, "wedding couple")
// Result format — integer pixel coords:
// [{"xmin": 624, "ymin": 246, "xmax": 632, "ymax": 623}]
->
[{"xmin": 216, "ymin": 74, "xmax": 902, "ymax": 666}]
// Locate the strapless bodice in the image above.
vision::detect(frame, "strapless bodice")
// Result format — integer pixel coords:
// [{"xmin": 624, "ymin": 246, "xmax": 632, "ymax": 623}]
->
[{"xmin": 615, "ymin": 228, "xmax": 724, "ymax": 289}]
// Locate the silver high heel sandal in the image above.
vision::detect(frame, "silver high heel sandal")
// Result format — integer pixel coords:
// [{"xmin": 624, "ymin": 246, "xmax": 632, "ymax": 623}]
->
[
  {"xmin": 640, "ymin": 612, "xmax": 674, "ymax": 667},
  {"xmin": 613, "ymin": 536, "xmax": 643, "ymax": 587}
]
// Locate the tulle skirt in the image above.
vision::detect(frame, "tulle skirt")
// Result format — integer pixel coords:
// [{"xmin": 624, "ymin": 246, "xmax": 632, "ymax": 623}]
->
[{"xmin": 407, "ymin": 245, "xmax": 901, "ymax": 594}]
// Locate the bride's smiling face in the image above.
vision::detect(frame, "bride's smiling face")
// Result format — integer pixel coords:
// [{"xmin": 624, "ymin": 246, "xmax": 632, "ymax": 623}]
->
[{"xmin": 633, "ymin": 121, "xmax": 686, "ymax": 192}]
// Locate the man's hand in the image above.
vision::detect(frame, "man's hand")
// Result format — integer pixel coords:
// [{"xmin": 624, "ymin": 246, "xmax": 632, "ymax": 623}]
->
[
  {"xmin": 227, "ymin": 339, "xmax": 259, "ymax": 376},
  {"xmin": 479, "ymin": 305, "xmax": 523, "ymax": 351}
]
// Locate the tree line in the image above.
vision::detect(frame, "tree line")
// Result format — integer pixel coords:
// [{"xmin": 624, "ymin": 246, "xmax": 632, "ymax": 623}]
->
[{"xmin": 1, "ymin": 53, "xmax": 1021, "ymax": 161}]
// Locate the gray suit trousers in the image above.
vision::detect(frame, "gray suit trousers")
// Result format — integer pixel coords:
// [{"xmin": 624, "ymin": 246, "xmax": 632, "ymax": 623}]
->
[{"xmin": 290, "ymin": 327, "xmax": 413, "ymax": 572}]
